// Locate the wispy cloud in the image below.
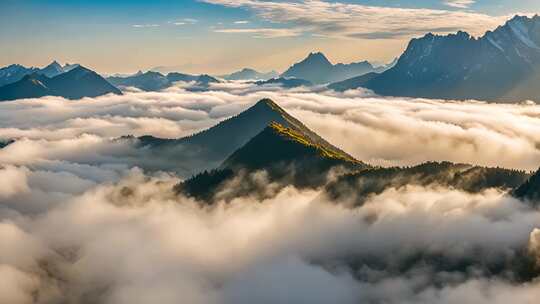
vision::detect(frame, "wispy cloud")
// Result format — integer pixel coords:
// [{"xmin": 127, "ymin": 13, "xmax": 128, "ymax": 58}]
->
[
  {"xmin": 444, "ymin": 0, "xmax": 476, "ymax": 8},
  {"xmin": 214, "ymin": 27, "xmax": 300, "ymax": 38},
  {"xmin": 234, "ymin": 20, "xmax": 250, "ymax": 24},
  {"xmin": 202, "ymin": 0, "xmax": 510, "ymax": 39},
  {"xmin": 132, "ymin": 24, "xmax": 160, "ymax": 28},
  {"xmin": 170, "ymin": 18, "xmax": 198, "ymax": 26}
]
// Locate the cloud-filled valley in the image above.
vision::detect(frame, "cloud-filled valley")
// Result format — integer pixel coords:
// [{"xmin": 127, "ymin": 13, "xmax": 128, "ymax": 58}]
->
[
  {"xmin": 3, "ymin": 83, "xmax": 540, "ymax": 171},
  {"xmin": 2, "ymin": 83, "xmax": 540, "ymax": 303}
]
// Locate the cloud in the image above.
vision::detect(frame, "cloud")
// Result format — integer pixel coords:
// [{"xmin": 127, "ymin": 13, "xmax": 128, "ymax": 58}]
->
[
  {"xmin": 214, "ymin": 27, "xmax": 301, "ymax": 38},
  {"xmin": 3, "ymin": 83, "xmax": 540, "ymax": 176},
  {"xmin": 132, "ymin": 24, "xmax": 160, "ymax": 28},
  {"xmin": 234, "ymin": 20, "xmax": 250, "ymax": 24},
  {"xmin": 2, "ymin": 83, "xmax": 540, "ymax": 303},
  {"xmin": 171, "ymin": 18, "xmax": 198, "ymax": 26},
  {"xmin": 1, "ymin": 171, "xmax": 540, "ymax": 304},
  {"xmin": 444, "ymin": 0, "xmax": 476, "ymax": 9},
  {"xmin": 203, "ymin": 0, "xmax": 511, "ymax": 39}
]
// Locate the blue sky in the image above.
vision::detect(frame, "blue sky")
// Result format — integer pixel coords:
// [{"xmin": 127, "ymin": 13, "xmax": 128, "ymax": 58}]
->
[{"xmin": 1, "ymin": 0, "xmax": 539, "ymax": 74}]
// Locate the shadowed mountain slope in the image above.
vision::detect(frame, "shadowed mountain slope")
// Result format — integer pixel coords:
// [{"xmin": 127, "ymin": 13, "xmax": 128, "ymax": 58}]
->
[
  {"xmin": 325, "ymin": 162, "xmax": 530, "ymax": 207},
  {"xmin": 282, "ymin": 52, "xmax": 387, "ymax": 85},
  {"xmin": 221, "ymin": 68, "xmax": 278, "ymax": 81},
  {"xmin": 330, "ymin": 15, "xmax": 540, "ymax": 102},
  {"xmin": 513, "ymin": 167, "xmax": 540, "ymax": 206},
  {"xmin": 0, "ymin": 66, "xmax": 121, "ymax": 101},
  {"xmin": 176, "ymin": 121, "xmax": 367, "ymax": 202},
  {"xmin": 107, "ymin": 71, "xmax": 220, "ymax": 91}
]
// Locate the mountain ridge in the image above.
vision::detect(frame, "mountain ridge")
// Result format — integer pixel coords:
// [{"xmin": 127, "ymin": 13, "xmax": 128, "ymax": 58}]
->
[
  {"xmin": 107, "ymin": 71, "xmax": 220, "ymax": 91},
  {"xmin": 0, "ymin": 66, "xmax": 121, "ymax": 101},
  {"xmin": 221, "ymin": 68, "xmax": 278, "ymax": 81},
  {"xmin": 330, "ymin": 15, "xmax": 540, "ymax": 102},
  {"xmin": 282, "ymin": 52, "xmax": 390, "ymax": 84}
]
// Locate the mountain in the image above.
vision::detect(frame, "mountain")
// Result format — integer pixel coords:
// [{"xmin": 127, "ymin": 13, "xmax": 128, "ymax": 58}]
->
[
  {"xmin": 126, "ymin": 98, "xmax": 361, "ymax": 178},
  {"xmin": 512, "ymin": 168, "xmax": 540, "ymax": 206},
  {"xmin": 176, "ymin": 121, "xmax": 367, "ymax": 202},
  {"xmin": 63, "ymin": 63, "xmax": 80, "ymax": 72},
  {"xmin": 107, "ymin": 71, "xmax": 170, "ymax": 91},
  {"xmin": 328, "ymin": 72, "xmax": 379, "ymax": 92},
  {"xmin": 0, "ymin": 61, "xmax": 82, "ymax": 87},
  {"xmin": 221, "ymin": 68, "xmax": 278, "ymax": 81},
  {"xmin": 0, "ymin": 66, "xmax": 121, "ymax": 101},
  {"xmin": 331, "ymin": 15, "xmax": 540, "ymax": 102},
  {"xmin": 0, "ymin": 139, "xmax": 14, "ymax": 149},
  {"xmin": 325, "ymin": 162, "xmax": 530, "ymax": 207},
  {"xmin": 281, "ymin": 52, "xmax": 386, "ymax": 84},
  {"xmin": 0, "ymin": 73, "xmax": 54, "ymax": 101},
  {"xmin": 107, "ymin": 71, "xmax": 220, "ymax": 91},
  {"xmin": 255, "ymin": 77, "xmax": 312, "ymax": 88},
  {"xmin": 0, "ymin": 64, "xmax": 40, "ymax": 87},
  {"xmin": 45, "ymin": 66, "xmax": 122, "ymax": 99},
  {"xmin": 40, "ymin": 61, "xmax": 65, "ymax": 78}
]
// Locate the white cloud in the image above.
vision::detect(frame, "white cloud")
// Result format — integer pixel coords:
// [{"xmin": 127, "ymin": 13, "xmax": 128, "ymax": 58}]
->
[
  {"xmin": 171, "ymin": 18, "xmax": 198, "ymax": 26},
  {"xmin": 2, "ymin": 83, "xmax": 540, "ymax": 303},
  {"xmin": 234, "ymin": 20, "xmax": 250, "ymax": 24},
  {"xmin": 444, "ymin": 0, "xmax": 476, "ymax": 9},
  {"xmin": 203, "ymin": 0, "xmax": 512, "ymax": 39},
  {"xmin": 132, "ymin": 24, "xmax": 160, "ymax": 28},
  {"xmin": 214, "ymin": 27, "xmax": 301, "ymax": 38},
  {"xmin": 3, "ymin": 84, "xmax": 540, "ymax": 172}
]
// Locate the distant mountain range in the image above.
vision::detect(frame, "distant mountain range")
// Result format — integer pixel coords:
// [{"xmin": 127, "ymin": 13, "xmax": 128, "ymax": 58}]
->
[
  {"xmin": 0, "ymin": 66, "xmax": 121, "ymax": 101},
  {"xmin": 220, "ymin": 68, "xmax": 278, "ymax": 81},
  {"xmin": 107, "ymin": 71, "xmax": 220, "ymax": 91},
  {"xmin": 281, "ymin": 52, "xmax": 392, "ymax": 85},
  {"xmin": 0, "ymin": 61, "xmax": 80, "ymax": 87},
  {"xmin": 330, "ymin": 15, "xmax": 540, "ymax": 102},
  {"xmin": 254, "ymin": 77, "xmax": 312, "ymax": 88}
]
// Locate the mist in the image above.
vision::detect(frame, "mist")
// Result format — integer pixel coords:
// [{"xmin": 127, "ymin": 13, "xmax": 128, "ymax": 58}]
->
[
  {"xmin": 2, "ymin": 83, "xmax": 540, "ymax": 303},
  {"xmin": 2, "ymin": 83, "xmax": 540, "ymax": 172}
]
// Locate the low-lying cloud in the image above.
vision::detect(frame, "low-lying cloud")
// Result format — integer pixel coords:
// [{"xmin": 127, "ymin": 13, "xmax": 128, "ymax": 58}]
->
[
  {"xmin": 1, "ymin": 171, "xmax": 540, "ymax": 304},
  {"xmin": 2, "ymin": 82, "xmax": 540, "ymax": 172},
  {"xmin": 2, "ymin": 82, "xmax": 540, "ymax": 303}
]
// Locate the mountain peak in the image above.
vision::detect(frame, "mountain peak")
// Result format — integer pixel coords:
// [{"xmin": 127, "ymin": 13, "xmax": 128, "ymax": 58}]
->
[
  {"xmin": 303, "ymin": 52, "xmax": 332, "ymax": 65},
  {"xmin": 254, "ymin": 98, "xmax": 279, "ymax": 109},
  {"xmin": 222, "ymin": 120, "xmax": 361, "ymax": 171},
  {"xmin": 282, "ymin": 51, "xmax": 379, "ymax": 84},
  {"xmin": 45, "ymin": 60, "xmax": 62, "ymax": 69},
  {"xmin": 40, "ymin": 60, "xmax": 65, "ymax": 77}
]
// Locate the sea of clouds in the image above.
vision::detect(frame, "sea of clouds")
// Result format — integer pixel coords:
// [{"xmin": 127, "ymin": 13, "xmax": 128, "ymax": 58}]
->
[{"xmin": 2, "ymin": 83, "xmax": 540, "ymax": 303}]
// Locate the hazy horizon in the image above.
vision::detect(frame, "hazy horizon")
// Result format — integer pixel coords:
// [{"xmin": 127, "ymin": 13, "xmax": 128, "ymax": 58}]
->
[{"xmin": 2, "ymin": 0, "xmax": 540, "ymax": 74}]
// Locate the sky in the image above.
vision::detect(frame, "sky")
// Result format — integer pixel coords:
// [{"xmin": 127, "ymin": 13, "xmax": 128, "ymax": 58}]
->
[{"xmin": 1, "ymin": 0, "xmax": 540, "ymax": 75}]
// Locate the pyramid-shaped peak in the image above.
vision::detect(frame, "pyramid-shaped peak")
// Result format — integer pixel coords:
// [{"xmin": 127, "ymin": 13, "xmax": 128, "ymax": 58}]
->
[
  {"xmin": 304, "ymin": 52, "xmax": 332, "ymax": 64},
  {"xmin": 255, "ymin": 98, "xmax": 279, "ymax": 108},
  {"xmin": 46, "ymin": 60, "xmax": 62, "ymax": 68},
  {"xmin": 248, "ymin": 98, "xmax": 290, "ymax": 118},
  {"xmin": 308, "ymin": 51, "xmax": 327, "ymax": 59}
]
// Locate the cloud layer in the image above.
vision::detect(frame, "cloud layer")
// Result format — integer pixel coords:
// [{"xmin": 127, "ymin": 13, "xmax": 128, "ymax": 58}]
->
[
  {"xmin": 1, "ymin": 83, "xmax": 540, "ymax": 303},
  {"xmin": 3, "ymin": 83, "xmax": 540, "ymax": 173}
]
